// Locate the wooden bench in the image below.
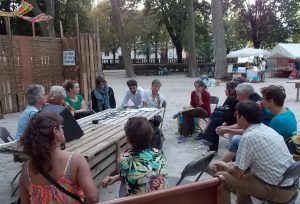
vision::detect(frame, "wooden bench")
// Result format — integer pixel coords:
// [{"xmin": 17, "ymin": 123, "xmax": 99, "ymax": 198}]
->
[
  {"xmin": 66, "ymin": 108, "xmax": 162, "ymax": 186},
  {"xmin": 101, "ymin": 176, "xmax": 225, "ymax": 204}
]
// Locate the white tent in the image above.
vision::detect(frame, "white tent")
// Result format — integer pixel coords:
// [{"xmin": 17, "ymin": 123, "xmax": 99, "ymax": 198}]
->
[
  {"xmin": 227, "ymin": 48, "xmax": 271, "ymax": 58},
  {"xmin": 268, "ymin": 43, "xmax": 300, "ymax": 59}
]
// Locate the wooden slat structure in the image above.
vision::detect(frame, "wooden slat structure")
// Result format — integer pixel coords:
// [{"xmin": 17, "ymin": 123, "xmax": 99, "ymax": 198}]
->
[
  {"xmin": 0, "ymin": 34, "xmax": 102, "ymax": 114},
  {"xmin": 65, "ymin": 108, "xmax": 161, "ymax": 186},
  {"xmin": 101, "ymin": 176, "xmax": 225, "ymax": 204}
]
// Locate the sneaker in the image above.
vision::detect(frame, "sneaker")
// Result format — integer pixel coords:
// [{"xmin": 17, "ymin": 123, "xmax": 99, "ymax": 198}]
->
[
  {"xmin": 199, "ymin": 139, "xmax": 213, "ymax": 147},
  {"xmin": 178, "ymin": 136, "xmax": 187, "ymax": 143},
  {"xmin": 173, "ymin": 112, "xmax": 181, "ymax": 119}
]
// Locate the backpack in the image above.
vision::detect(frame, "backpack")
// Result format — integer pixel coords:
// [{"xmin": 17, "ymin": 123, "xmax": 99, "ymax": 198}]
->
[
  {"xmin": 286, "ymin": 133, "xmax": 300, "ymax": 161},
  {"xmin": 177, "ymin": 115, "xmax": 200, "ymax": 135}
]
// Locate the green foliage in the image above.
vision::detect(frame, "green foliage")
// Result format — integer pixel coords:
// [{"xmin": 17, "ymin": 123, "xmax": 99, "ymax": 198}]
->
[
  {"xmin": 0, "ymin": 0, "xmax": 93, "ymax": 36},
  {"xmin": 228, "ymin": 0, "xmax": 295, "ymax": 48}
]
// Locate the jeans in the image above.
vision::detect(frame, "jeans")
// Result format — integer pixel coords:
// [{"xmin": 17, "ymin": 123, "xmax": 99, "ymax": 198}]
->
[{"xmin": 227, "ymin": 135, "xmax": 241, "ymax": 152}]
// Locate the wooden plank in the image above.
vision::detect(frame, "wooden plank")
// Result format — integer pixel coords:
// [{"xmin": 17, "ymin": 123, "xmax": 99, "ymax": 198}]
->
[
  {"xmin": 68, "ymin": 125, "xmax": 124, "ymax": 155},
  {"xmin": 79, "ymin": 34, "xmax": 88, "ymax": 101},
  {"xmin": 96, "ymin": 31, "xmax": 102, "ymax": 75},
  {"xmin": 94, "ymin": 163, "xmax": 117, "ymax": 188},
  {"xmin": 91, "ymin": 152, "xmax": 117, "ymax": 177},
  {"xmin": 88, "ymin": 145, "xmax": 116, "ymax": 168},
  {"xmin": 84, "ymin": 34, "xmax": 91, "ymax": 101},
  {"xmin": 65, "ymin": 123, "xmax": 113, "ymax": 148},
  {"xmin": 66, "ymin": 124, "xmax": 123, "ymax": 151},
  {"xmin": 89, "ymin": 34, "xmax": 95, "ymax": 92},
  {"xmin": 83, "ymin": 130, "xmax": 126, "ymax": 159},
  {"xmin": 77, "ymin": 109, "xmax": 115, "ymax": 125}
]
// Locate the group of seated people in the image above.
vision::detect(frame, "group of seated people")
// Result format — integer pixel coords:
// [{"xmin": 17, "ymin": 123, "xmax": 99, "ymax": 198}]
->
[
  {"xmin": 174, "ymin": 77, "xmax": 298, "ymax": 203},
  {"xmin": 19, "ymin": 112, "xmax": 167, "ymax": 203},
  {"xmin": 15, "ymin": 75, "xmax": 299, "ymax": 203},
  {"xmin": 15, "ymin": 77, "xmax": 167, "ymax": 202}
]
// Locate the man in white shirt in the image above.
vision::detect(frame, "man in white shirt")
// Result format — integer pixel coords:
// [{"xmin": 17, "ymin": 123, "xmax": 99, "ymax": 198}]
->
[
  {"xmin": 122, "ymin": 79, "xmax": 144, "ymax": 108},
  {"xmin": 142, "ymin": 79, "xmax": 164, "ymax": 109},
  {"xmin": 211, "ymin": 100, "xmax": 296, "ymax": 204}
]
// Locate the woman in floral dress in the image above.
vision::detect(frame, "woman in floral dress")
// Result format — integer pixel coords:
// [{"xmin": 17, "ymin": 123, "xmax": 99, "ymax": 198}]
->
[{"xmin": 102, "ymin": 117, "xmax": 168, "ymax": 196}]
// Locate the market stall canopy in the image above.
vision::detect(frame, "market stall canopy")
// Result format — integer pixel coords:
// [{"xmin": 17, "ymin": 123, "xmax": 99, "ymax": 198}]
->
[
  {"xmin": 227, "ymin": 48, "xmax": 271, "ymax": 58},
  {"xmin": 267, "ymin": 43, "xmax": 300, "ymax": 59}
]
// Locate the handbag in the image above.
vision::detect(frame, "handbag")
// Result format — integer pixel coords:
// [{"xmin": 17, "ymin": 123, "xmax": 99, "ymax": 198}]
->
[{"xmin": 40, "ymin": 171, "xmax": 85, "ymax": 204}]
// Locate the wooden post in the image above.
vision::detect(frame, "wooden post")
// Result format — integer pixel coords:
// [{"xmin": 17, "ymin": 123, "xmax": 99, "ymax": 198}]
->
[
  {"xmin": 5, "ymin": 17, "xmax": 11, "ymax": 36},
  {"xmin": 59, "ymin": 21, "xmax": 64, "ymax": 38},
  {"xmin": 295, "ymin": 83, "xmax": 300, "ymax": 102},
  {"xmin": 32, "ymin": 22, "xmax": 35, "ymax": 37}
]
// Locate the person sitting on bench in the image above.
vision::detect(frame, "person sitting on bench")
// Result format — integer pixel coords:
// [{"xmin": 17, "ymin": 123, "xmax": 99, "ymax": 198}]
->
[{"xmin": 101, "ymin": 117, "xmax": 168, "ymax": 196}]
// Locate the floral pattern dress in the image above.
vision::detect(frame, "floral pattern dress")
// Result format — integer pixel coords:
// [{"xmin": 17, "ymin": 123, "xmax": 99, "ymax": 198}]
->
[{"xmin": 120, "ymin": 148, "xmax": 168, "ymax": 196}]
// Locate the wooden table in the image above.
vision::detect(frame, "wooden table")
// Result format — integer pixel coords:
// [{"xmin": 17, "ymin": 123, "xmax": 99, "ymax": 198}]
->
[
  {"xmin": 0, "ymin": 108, "xmax": 162, "ymax": 186},
  {"xmin": 66, "ymin": 108, "xmax": 162, "ymax": 186}
]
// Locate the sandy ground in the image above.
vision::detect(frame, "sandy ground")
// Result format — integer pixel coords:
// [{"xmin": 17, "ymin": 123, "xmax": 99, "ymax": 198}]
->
[{"xmin": 1, "ymin": 70, "xmax": 300, "ymax": 203}]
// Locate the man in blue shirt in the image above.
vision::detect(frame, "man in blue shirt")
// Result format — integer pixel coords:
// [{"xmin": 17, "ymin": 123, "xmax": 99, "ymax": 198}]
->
[
  {"xmin": 260, "ymin": 85, "xmax": 297, "ymax": 140},
  {"xmin": 15, "ymin": 84, "xmax": 46, "ymax": 140}
]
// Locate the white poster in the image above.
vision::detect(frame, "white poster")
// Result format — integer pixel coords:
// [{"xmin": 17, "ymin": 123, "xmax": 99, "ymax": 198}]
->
[{"xmin": 63, "ymin": 51, "xmax": 75, "ymax": 66}]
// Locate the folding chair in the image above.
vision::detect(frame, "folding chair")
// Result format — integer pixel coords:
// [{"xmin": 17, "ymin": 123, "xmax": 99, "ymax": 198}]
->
[
  {"xmin": 168, "ymin": 151, "xmax": 216, "ymax": 186},
  {"xmin": 0, "ymin": 127, "xmax": 14, "ymax": 143},
  {"xmin": 198, "ymin": 96, "xmax": 219, "ymax": 132},
  {"xmin": 256, "ymin": 161, "xmax": 300, "ymax": 204},
  {"xmin": 0, "ymin": 127, "xmax": 22, "ymax": 197}
]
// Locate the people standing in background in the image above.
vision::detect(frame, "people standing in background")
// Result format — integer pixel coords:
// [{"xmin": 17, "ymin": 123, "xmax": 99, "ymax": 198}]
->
[
  {"xmin": 122, "ymin": 79, "xmax": 144, "ymax": 109},
  {"xmin": 259, "ymin": 58, "xmax": 267, "ymax": 82},
  {"xmin": 91, "ymin": 76, "xmax": 116, "ymax": 112}
]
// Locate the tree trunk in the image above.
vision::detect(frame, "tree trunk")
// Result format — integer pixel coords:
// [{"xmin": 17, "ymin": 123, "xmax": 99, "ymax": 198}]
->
[
  {"xmin": 211, "ymin": 0, "xmax": 227, "ymax": 79},
  {"xmin": 186, "ymin": 0, "xmax": 197, "ymax": 77},
  {"xmin": 174, "ymin": 41, "xmax": 183, "ymax": 63},
  {"xmin": 46, "ymin": 0, "xmax": 56, "ymax": 37},
  {"xmin": 111, "ymin": 0, "xmax": 134, "ymax": 77}
]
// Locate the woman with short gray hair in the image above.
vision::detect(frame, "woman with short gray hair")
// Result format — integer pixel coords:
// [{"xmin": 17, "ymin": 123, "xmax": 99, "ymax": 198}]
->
[
  {"xmin": 47, "ymin": 86, "xmax": 75, "ymax": 114},
  {"xmin": 15, "ymin": 84, "xmax": 46, "ymax": 140}
]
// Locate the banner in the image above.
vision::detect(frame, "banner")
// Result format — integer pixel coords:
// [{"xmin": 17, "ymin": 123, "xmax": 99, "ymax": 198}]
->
[
  {"xmin": 0, "ymin": 1, "xmax": 33, "ymax": 17},
  {"xmin": 19, "ymin": 13, "xmax": 53, "ymax": 23}
]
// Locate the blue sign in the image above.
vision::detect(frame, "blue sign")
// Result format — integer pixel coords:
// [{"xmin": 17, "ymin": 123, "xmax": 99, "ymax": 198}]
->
[{"xmin": 63, "ymin": 51, "xmax": 75, "ymax": 66}]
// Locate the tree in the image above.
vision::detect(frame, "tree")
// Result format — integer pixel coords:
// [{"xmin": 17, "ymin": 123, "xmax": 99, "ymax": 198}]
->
[
  {"xmin": 194, "ymin": 1, "xmax": 213, "ymax": 59},
  {"xmin": 211, "ymin": 0, "xmax": 227, "ymax": 79},
  {"xmin": 111, "ymin": 0, "xmax": 135, "ymax": 77},
  {"xmin": 186, "ymin": 0, "xmax": 197, "ymax": 77},
  {"xmin": 230, "ymin": 0, "xmax": 291, "ymax": 48},
  {"xmin": 94, "ymin": 0, "xmax": 119, "ymax": 62},
  {"xmin": 143, "ymin": 0, "xmax": 187, "ymax": 63}
]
